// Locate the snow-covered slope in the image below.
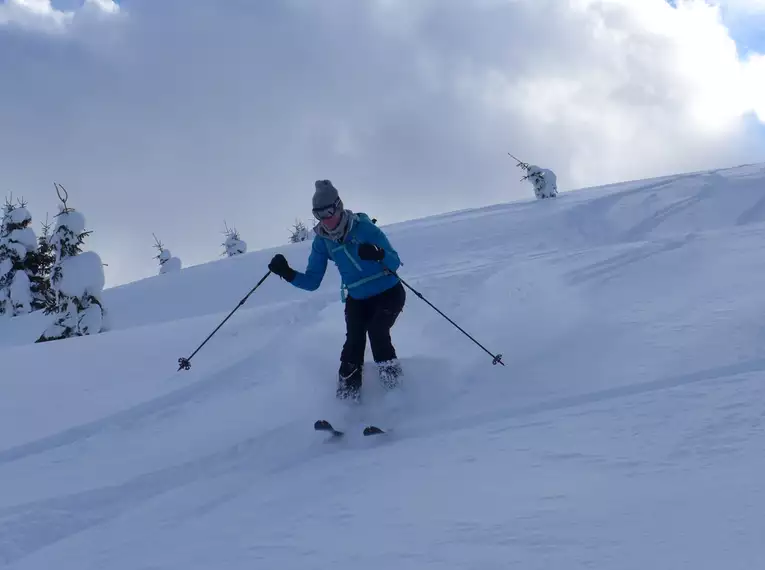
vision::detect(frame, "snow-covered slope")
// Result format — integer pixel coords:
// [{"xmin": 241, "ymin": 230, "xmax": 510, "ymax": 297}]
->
[{"xmin": 2, "ymin": 163, "xmax": 765, "ymax": 569}]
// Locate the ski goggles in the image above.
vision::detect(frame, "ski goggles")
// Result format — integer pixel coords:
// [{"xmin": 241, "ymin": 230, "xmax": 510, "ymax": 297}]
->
[{"xmin": 312, "ymin": 198, "xmax": 341, "ymax": 220}]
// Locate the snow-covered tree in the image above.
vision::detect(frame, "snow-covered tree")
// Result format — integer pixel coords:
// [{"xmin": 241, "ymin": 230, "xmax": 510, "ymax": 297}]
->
[
  {"xmin": 222, "ymin": 222, "xmax": 247, "ymax": 257},
  {"xmin": 153, "ymin": 234, "xmax": 181, "ymax": 274},
  {"xmin": 30, "ymin": 214, "xmax": 56, "ymax": 312},
  {"xmin": 525, "ymin": 165, "xmax": 558, "ymax": 199},
  {"xmin": 289, "ymin": 219, "xmax": 313, "ymax": 243},
  {"xmin": 7, "ymin": 201, "xmax": 38, "ymax": 316},
  {"xmin": 0, "ymin": 197, "xmax": 16, "ymax": 317},
  {"xmin": 508, "ymin": 152, "xmax": 558, "ymax": 200},
  {"xmin": 37, "ymin": 184, "xmax": 106, "ymax": 343},
  {"xmin": 0, "ymin": 196, "xmax": 39, "ymax": 317}
]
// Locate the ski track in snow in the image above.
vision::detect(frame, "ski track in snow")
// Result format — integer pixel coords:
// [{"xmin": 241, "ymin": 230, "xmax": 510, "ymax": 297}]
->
[
  {"xmin": 736, "ymin": 190, "xmax": 765, "ymax": 226},
  {"xmin": 0, "ymin": 421, "xmax": 313, "ymax": 566},
  {"xmin": 565, "ymin": 233, "xmax": 696, "ymax": 285},
  {"xmin": 2, "ymin": 355, "xmax": 762, "ymax": 567},
  {"xmin": 2, "ymin": 164, "xmax": 765, "ymax": 569}
]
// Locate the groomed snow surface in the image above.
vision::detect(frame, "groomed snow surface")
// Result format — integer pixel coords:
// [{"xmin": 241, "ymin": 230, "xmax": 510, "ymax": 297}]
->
[{"xmin": 2, "ymin": 164, "xmax": 765, "ymax": 569}]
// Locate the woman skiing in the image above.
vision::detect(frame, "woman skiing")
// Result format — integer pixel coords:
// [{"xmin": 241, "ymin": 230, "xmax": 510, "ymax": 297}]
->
[{"xmin": 268, "ymin": 180, "xmax": 406, "ymax": 401}]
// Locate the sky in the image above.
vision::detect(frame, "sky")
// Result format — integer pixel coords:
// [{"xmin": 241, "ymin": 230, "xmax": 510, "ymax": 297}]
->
[{"xmin": 1, "ymin": 0, "xmax": 764, "ymax": 287}]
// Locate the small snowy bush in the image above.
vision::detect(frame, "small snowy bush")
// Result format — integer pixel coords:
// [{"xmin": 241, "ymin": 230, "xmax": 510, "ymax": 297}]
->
[
  {"xmin": 289, "ymin": 219, "xmax": 313, "ymax": 243},
  {"xmin": 153, "ymin": 234, "xmax": 182, "ymax": 274},
  {"xmin": 159, "ymin": 250, "xmax": 182, "ymax": 274},
  {"xmin": 222, "ymin": 224, "xmax": 247, "ymax": 257},
  {"xmin": 37, "ymin": 190, "xmax": 107, "ymax": 342}
]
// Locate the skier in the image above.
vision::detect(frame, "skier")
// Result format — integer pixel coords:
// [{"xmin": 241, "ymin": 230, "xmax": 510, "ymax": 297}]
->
[{"xmin": 268, "ymin": 180, "xmax": 406, "ymax": 401}]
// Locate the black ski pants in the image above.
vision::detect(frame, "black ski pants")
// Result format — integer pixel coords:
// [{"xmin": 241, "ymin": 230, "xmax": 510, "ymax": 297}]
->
[{"xmin": 340, "ymin": 282, "xmax": 406, "ymax": 366}]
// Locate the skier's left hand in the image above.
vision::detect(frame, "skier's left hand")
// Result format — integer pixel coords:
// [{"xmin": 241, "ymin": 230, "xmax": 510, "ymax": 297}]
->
[{"xmin": 357, "ymin": 243, "xmax": 385, "ymax": 261}]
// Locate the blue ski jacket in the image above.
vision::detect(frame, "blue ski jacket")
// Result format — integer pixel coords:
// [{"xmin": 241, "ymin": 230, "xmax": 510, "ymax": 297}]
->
[{"xmin": 290, "ymin": 212, "xmax": 401, "ymax": 300}]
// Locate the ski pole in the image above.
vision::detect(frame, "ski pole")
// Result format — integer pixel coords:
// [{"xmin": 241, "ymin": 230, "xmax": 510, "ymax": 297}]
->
[
  {"xmin": 178, "ymin": 270, "xmax": 272, "ymax": 371},
  {"xmin": 382, "ymin": 264, "xmax": 505, "ymax": 366}
]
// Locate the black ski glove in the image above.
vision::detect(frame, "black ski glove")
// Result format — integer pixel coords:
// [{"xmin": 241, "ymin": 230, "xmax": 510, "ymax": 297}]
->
[
  {"xmin": 357, "ymin": 243, "xmax": 385, "ymax": 261},
  {"xmin": 268, "ymin": 254, "xmax": 296, "ymax": 282}
]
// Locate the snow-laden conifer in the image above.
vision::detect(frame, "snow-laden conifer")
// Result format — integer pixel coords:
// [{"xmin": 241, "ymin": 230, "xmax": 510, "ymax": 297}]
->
[
  {"xmin": 0, "ymin": 196, "xmax": 40, "ymax": 317},
  {"xmin": 222, "ymin": 222, "xmax": 247, "ymax": 257},
  {"xmin": 289, "ymin": 219, "xmax": 313, "ymax": 243},
  {"xmin": 525, "ymin": 164, "xmax": 558, "ymax": 199},
  {"xmin": 153, "ymin": 234, "xmax": 182, "ymax": 274},
  {"xmin": 508, "ymin": 152, "xmax": 558, "ymax": 200},
  {"xmin": 30, "ymin": 214, "xmax": 56, "ymax": 312},
  {"xmin": 37, "ymin": 184, "xmax": 106, "ymax": 342}
]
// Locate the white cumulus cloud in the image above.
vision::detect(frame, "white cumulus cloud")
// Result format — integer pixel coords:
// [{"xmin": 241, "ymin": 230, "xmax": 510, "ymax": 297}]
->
[{"xmin": 0, "ymin": 0, "xmax": 119, "ymax": 34}]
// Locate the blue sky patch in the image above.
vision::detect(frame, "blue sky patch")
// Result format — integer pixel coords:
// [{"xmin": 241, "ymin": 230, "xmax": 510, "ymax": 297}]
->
[{"xmin": 664, "ymin": 0, "xmax": 765, "ymax": 55}]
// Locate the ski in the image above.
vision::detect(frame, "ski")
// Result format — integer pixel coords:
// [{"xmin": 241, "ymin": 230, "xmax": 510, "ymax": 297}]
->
[
  {"xmin": 314, "ymin": 420, "xmax": 386, "ymax": 437},
  {"xmin": 363, "ymin": 425, "xmax": 386, "ymax": 436}
]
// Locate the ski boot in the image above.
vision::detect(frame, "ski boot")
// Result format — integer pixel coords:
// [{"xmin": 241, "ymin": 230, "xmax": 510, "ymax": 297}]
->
[
  {"xmin": 377, "ymin": 359, "xmax": 403, "ymax": 391},
  {"xmin": 336, "ymin": 362, "xmax": 362, "ymax": 403}
]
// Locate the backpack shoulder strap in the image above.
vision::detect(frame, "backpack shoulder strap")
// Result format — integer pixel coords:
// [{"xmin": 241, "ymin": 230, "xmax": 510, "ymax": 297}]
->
[
  {"xmin": 355, "ymin": 212, "xmax": 375, "ymax": 225},
  {"xmin": 322, "ymin": 236, "xmax": 336, "ymax": 261}
]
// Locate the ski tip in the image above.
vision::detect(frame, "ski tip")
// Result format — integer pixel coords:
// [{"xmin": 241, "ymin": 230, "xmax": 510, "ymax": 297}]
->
[
  {"xmin": 315, "ymin": 419, "xmax": 344, "ymax": 436},
  {"xmin": 363, "ymin": 425, "xmax": 386, "ymax": 436}
]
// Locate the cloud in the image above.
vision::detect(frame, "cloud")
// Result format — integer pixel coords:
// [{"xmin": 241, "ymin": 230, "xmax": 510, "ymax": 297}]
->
[
  {"xmin": 718, "ymin": 0, "xmax": 765, "ymax": 12},
  {"xmin": 0, "ymin": 0, "xmax": 119, "ymax": 34},
  {"xmin": 0, "ymin": 0, "xmax": 73, "ymax": 32},
  {"xmin": 0, "ymin": 0, "xmax": 763, "ymax": 287}
]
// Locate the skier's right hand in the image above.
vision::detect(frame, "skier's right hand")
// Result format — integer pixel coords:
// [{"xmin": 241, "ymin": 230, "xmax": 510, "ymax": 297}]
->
[{"xmin": 268, "ymin": 254, "xmax": 296, "ymax": 282}]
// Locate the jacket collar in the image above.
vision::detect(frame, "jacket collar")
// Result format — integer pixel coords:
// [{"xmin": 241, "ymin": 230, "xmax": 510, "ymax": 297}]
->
[{"xmin": 314, "ymin": 210, "xmax": 356, "ymax": 243}]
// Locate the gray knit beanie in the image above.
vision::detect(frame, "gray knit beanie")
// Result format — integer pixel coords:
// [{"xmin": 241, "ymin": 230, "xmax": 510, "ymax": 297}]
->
[{"xmin": 313, "ymin": 180, "xmax": 343, "ymax": 211}]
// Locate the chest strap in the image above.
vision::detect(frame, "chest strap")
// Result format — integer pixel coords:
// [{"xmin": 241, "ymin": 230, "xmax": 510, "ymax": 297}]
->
[{"xmin": 327, "ymin": 241, "xmax": 391, "ymax": 301}]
